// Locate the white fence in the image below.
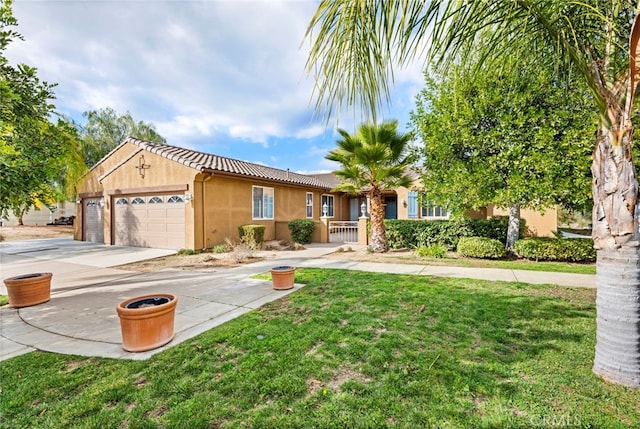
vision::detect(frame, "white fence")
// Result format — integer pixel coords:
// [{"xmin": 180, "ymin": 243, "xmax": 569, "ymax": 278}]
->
[{"xmin": 329, "ymin": 221, "xmax": 358, "ymax": 243}]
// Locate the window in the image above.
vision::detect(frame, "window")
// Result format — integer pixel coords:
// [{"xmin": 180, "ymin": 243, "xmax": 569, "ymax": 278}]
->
[
  {"xmin": 253, "ymin": 186, "xmax": 274, "ymax": 219},
  {"xmin": 321, "ymin": 195, "xmax": 334, "ymax": 217},
  {"xmin": 421, "ymin": 200, "xmax": 450, "ymax": 219},
  {"xmin": 407, "ymin": 191, "xmax": 419, "ymax": 219},
  {"xmin": 86, "ymin": 200, "xmax": 96, "ymax": 207},
  {"xmin": 306, "ymin": 193, "xmax": 313, "ymax": 218},
  {"xmin": 148, "ymin": 196, "xmax": 163, "ymax": 204},
  {"xmin": 116, "ymin": 198, "xmax": 128, "ymax": 205},
  {"xmin": 167, "ymin": 195, "xmax": 184, "ymax": 203},
  {"xmin": 131, "ymin": 197, "xmax": 145, "ymax": 205}
]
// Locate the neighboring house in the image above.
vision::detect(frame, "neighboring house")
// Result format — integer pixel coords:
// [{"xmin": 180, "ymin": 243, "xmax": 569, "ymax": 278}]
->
[
  {"xmin": 1, "ymin": 201, "xmax": 76, "ymax": 227},
  {"xmin": 74, "ymin": 138, "xmax": 557, "ymax": 250}
]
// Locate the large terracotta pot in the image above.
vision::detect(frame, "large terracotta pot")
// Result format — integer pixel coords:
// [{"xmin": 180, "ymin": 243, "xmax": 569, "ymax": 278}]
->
[
  {"xmin": 116, "ymin": 293, "xmax": 178, "ymax": 352},
  {"xmin": 270, "ymin": 266, "xmax": 295, "ymax": 290},
  {"xmin": 3, "ymin": 272, "xmax": 52, "ymax": 308}
]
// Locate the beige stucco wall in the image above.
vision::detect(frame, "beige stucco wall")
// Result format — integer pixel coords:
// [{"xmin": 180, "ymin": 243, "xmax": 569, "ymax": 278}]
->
[
  {"xmin": 201, "ymin": 176, "xmax": 340, "ymax": 247},
  {"xmin": 75, "ymin": 142, "xmax": 198, "ymax": 247},
  {"xmin": 487, "ymin": 205, "xmax": 558, "ymax": 237}
]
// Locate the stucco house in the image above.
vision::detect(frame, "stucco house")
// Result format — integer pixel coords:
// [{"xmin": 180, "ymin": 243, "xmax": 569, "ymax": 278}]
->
[{"xmin": 74, "ymin": 137, "xmax": 556, "ymax": 250}]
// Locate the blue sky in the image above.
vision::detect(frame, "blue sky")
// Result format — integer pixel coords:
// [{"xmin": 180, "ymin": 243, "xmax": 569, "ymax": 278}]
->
[{"xmin": 7, "ymin": 1, "xmax": 424, "ymax": 174}]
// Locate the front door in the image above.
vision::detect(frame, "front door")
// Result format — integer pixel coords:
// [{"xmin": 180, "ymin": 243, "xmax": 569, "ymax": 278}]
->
[{"xmin": 384, "ymin": 196, "xmax": 397, "ymax": 219}]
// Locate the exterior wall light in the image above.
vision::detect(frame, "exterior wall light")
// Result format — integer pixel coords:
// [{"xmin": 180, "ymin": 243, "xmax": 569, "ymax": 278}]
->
[
  {"xmin": 360, "ymin": 202, "xmax": 367, "ymax": 217},
  {"xmin": 322, "ymin": 202, "xmax": 328, "ymax": 217}
]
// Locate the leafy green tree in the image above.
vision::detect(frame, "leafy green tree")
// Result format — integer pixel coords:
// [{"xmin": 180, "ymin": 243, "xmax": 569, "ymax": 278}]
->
[
  {"xmin": 0, "ymin": 0, "xmax": 84, "ymax": 221},
  {"xmin": 326, "ymin": 120, "xmax": 414, "ymax": 252},
  {"xmin": 306, "ymin": 1, "xmax": 640, "ymax": 387},
  {"xmin": 78, "ymin": 107, "xmax": 165, "ymax": 167},
  {"xmin": 412, "ymin": 59, "xmax": 596, "ymax": 250}
]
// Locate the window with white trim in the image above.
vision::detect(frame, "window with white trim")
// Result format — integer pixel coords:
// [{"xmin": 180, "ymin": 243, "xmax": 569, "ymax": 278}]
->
[
  {"xmin": 321, "ymin": 194, "xmax": 334, "ymax": 217},
  {"xmin": 253, "ymin": 186, "xmax": 274, "ymax": 219},
  {"xmin": 421, "ymin": 200, "xmax": 450, "ymax": 219},
  {"xmin": 306, "ymin": 192, "xmax": 313, "ymax": 218}
]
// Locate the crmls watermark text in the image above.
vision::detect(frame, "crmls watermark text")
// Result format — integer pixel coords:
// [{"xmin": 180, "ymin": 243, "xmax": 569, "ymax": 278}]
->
[{"xmin": 529, "ymin": 414, "xmax": 582, "ymax": 427}]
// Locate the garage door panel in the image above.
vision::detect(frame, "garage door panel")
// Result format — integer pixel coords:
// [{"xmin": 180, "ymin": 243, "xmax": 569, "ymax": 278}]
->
[
  {"xmin": 114, "ymin": 194, "xmax": 185, "ymax": 249},
  {"xmin": 84, "ymin": 199, "xmax": 104, "ymax": 243}
]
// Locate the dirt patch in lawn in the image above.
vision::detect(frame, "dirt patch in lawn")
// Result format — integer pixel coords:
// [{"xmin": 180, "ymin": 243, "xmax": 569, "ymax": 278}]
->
[
  {"xmin": 0, "ymin": 225, "xmax": 74, "ymax": 242},
  {"xmin": 114, "ymin": 252, "xmax": 265, "ymax": 272},
  {"xmin": 114, "ymin": 240, "xmax": 298, "ymax": 272}
]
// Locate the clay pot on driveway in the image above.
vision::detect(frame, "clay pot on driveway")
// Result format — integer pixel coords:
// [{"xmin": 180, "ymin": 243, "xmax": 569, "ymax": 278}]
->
[
  {"xmin": 270, "ymin": 266, "xmax": 295, "ymax": 290},
  {"xmin": 3, "ymin": 272, "xmax": 52, "ymax": 308},
  {"xmin": 116, "ymin": 293, "xmax": 177, "ymax": 352}
]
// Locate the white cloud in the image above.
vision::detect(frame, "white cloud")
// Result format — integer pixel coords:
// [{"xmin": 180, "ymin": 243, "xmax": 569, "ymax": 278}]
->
[{"xmin": 5, "ymin": 1, "xmax": 422, "ymax": 171}]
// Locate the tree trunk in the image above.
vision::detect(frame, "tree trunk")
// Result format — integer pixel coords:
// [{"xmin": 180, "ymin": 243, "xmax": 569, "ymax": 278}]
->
[
  {"xmin": 591, "ymin": 121, "xmax": 640, "ymax": 388},
  {"xmin": 17, "ymin": 209, "xmax": 25, "ymax": 226},
  {"xmin": 506, "ymin": 204, "xmax": 520, "ymax": 252},
  {"xmin": 369, "ymin": 188, "xmax": 388, "ymax": 253}
]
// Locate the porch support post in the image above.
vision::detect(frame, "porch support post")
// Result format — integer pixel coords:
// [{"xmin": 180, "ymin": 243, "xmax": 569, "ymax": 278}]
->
[
  {"xmin": 319, "ymin": 216, "xmax": 329, "ymax": 243},
  {"xmin": 358, "ymin": 216, "xmax": 368, "ymax": 245}
]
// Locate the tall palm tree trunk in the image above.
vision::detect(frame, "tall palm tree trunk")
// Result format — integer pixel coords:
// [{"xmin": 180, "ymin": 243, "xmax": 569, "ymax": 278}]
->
[
  {"xmin": 369, "ymin": 188, "xmax": 388, "ymax": 253},
  {"xmin": 592, "ymin": 121, "xmax": 640, "ymax": 388}
]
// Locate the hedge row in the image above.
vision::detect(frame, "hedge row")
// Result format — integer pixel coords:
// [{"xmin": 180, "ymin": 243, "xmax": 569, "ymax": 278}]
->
[
  {"xmin": 514, "ymin": 238, "xmax": 595, "ymax": 262},
  {"xmin": 384, "ymin": 217, "xmax": 525, "ymax": 250}
]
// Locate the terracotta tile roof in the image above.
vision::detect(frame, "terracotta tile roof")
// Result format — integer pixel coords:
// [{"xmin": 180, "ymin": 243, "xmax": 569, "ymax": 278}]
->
[{"xmin": 126, "ymin": 137, "xmax": 334, "ymax": 190}]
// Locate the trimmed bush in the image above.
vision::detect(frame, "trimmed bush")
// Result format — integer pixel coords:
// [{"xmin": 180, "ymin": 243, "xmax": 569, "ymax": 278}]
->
[
  {"xmin": 238, "ymin": 224, "xmax": 265, "ymax": 249},
  {"xmin": 457, "ymin": 236, "xmax": 507, "ymax": 259},
  {"xmin": 383, "ymin": 216, "xmax": 524, "ymax": 250},
  {"xmin": 514, "ymin": 238, "xmax": 595, "ymax": 262},
  {"xmin": 288, "ymin": 219, "xmax": 316, "ymax": 244},
  {"xmin": 415, "ymin": 244, "xmax": 448, "ymax": 258}
]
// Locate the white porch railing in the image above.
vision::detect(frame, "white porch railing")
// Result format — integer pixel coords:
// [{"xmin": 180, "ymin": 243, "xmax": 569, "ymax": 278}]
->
[{"xmin": 329, "ymin": 221, "xmax": 358, "ymax": 243}]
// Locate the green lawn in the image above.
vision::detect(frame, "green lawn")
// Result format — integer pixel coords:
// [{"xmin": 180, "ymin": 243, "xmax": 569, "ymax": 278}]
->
[
  {"xmin": 1, "ymin": 269, "xmax": 637, "ymax": 428},
  {"xmin": 399, "ymin": 254, "xmax": 596, "ymax": 274}
]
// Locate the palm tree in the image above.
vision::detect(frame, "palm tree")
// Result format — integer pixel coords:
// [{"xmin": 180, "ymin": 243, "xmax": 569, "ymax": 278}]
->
[
  {"xmin": 326, "ymin": 120, "xmax": 414, "ymax": 253},
  {"xmin": 306, "ymin": 1, "xmax": 640, "ymax": 388}
]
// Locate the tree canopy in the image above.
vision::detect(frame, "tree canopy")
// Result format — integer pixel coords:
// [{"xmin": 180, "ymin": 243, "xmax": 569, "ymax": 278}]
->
[
  {"xmin": 0, "ymin": 1, "xmax": 83, "ymax": 218},
  {"xmin": 78, "ymin": 107, "xmax": 165, "ymax": 168},
  {"xmin": 412, "ymin": 61, "xmax": 596, "ymax": 215}
]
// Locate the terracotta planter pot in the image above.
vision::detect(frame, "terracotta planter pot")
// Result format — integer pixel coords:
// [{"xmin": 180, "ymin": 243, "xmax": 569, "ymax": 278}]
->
[
  {"xmin": 3, "ymin": 272, "xmax": 52, "ymax": 308},
  {"xmin": 116, "ymin": 293, "xmax": 177, "ymax": 352},
  {"xmin": 270, "ymin": 266, "xmax": 295, "ymax": 290}
]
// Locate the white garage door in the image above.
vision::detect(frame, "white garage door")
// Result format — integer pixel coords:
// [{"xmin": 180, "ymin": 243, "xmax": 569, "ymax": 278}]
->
[
  {"xmin": 83, "ymin": 198, "xmax": 104, "ymax": 243},
  {"xmin": 114, "ymin": 194, "xmax": 186, "ymax": 249}
]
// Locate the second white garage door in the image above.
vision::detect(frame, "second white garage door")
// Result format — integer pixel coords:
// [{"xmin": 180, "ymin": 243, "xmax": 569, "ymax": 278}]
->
[{"xmin": 113, "ymin": 194, "xmax": 185, "ymax": 249}]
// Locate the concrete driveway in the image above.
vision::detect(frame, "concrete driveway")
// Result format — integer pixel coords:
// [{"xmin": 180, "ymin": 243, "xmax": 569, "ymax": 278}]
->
[{"xmin": 0, "ymin": 238, "xmax": 316, "ymax": 361}]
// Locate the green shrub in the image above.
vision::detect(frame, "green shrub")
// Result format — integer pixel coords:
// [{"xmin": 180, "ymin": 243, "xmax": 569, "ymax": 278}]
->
[
  {"xmin": 415, "ymin": 244, "xmax": 448, "ymax": 258},
  {"xmin": 514, "ymin": 238, "xmax": 595, "ymax": 262},
  {"xmin": 210, "ymin": 244, "xmax": 231, "ymax": 254},
  {"xmin": 177, "ymin": 248, "xmax": 195, "ymax": 255},
  {"xmin": 238, "ymin": 224, "xmax": 265, "ymax": 249},
  {"xmin": 457, "ymin": 237, "xmax": 507, "ymax": 259},
  {"xmin": 287, "ymin": 219, "xmax": 316, "ymax": 244},
  {"xmin": 383, "ymin": 217, "xmax": 524, "ymax": 250}
]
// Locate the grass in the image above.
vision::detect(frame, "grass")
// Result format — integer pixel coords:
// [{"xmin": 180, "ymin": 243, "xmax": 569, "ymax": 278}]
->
[
  {"xmin": 411, "ymin": 255, "xmax": 596, "ymax": 274},
  {"xmin": 2, "ymin": 269, "xmax": 637, "ymax": 428}
]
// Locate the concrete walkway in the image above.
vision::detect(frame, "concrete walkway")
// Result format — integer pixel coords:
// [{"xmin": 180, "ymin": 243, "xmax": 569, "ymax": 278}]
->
[{"xmin": 0, "ymin": 239, "xmax": 595, "ymax": 362}]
